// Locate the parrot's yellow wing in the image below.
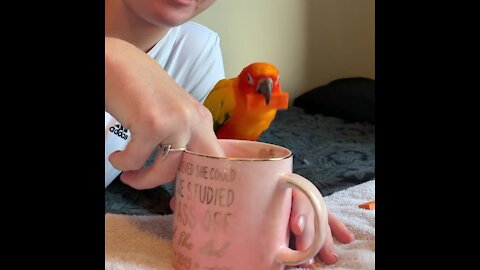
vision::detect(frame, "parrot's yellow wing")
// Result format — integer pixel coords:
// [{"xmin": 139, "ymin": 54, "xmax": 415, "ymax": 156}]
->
[{"xmin": 203, "ymin": 78, "xmax": 236, "ymax": 132}]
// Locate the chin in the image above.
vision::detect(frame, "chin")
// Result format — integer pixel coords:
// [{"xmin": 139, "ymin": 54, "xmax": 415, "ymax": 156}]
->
[
  {"xmin": 150, "ymin": 2, "xmax": 198, "ymax": 27},
  {"xmin": 159, "ymin": 13, "xmax": 193, "ymax": 27}
]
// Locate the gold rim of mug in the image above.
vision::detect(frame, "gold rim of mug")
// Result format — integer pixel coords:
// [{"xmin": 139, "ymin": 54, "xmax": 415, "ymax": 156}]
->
[{"xmin": 184, "ymin": 140, "xmax": 293, "ymax": 161}]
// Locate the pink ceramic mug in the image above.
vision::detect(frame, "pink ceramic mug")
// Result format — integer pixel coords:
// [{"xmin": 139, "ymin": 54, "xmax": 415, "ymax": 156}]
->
[{"xmin": 171, "ymin": 139, "xmax": 329, "ymax": 270}]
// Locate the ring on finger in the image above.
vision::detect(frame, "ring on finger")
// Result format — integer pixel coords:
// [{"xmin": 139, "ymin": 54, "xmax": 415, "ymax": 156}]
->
[{"xmin": 159, "ymin": 144, "xmax": 187, "ymax": 159}]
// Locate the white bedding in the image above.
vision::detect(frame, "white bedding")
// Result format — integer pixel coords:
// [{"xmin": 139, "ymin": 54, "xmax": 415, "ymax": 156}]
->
[{"xmin": 105, "ymin": 180, "xmax": 375, "ymax": 270}]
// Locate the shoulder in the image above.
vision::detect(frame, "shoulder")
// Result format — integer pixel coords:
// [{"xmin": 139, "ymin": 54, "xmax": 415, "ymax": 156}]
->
[
  {"xmin": 177, "ymin": 21, "xmax": 220, "ymax": 41},
  {"xmin": 150, "ymin": 21, "xmax": 222, "ymax": 66},
  {"xmin": 172, "ymin": 21, "xmax": 221, "ymax": 52},
  {"xmin": 148, "ymin": 21, "xmax": 220, "ymax": 60},
  {"xmin": 149, "ymin": 21, "xmax": 225, "ymax": 102},
  {"xmin": 174, "ymin": 22, "xmax": 225, "ymax": 102}
]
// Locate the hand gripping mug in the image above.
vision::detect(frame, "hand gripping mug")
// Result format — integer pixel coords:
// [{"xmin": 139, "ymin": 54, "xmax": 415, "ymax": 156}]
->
[{"xmin": 172, "ymin": 139, "xmax": 329, "ymax": 270}]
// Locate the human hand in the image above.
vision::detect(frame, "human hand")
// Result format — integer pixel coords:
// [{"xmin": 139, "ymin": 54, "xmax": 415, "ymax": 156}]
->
[
  {"xmin": 105, "ymin": 37, "xmax": 224, "ymax": 189},
  {"xmin": 290, "ymin": 188, "xmax": 355, "ymax": 265},
  {"xmin": 169, "ymin": 182, "xmax": 354, "ymax": 265}
]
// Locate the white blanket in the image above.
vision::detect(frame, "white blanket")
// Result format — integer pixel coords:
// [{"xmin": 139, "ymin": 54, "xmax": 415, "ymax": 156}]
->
[{"xmin": 105, "ymin": 180, "xmax": 375, "ymax": 270}]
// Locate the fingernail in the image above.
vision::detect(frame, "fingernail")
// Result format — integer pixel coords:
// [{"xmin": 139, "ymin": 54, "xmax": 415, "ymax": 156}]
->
[
  {"xmin": 330, "ymin": 246, "xmax": 338, "ymax": 262},
  {"xmin": 299, "ymin": 258, "xmax": 315, "ymax": 268},
  {"xmin": 297, "ymin": 215, "xmax": 305, "ymax": 233}
]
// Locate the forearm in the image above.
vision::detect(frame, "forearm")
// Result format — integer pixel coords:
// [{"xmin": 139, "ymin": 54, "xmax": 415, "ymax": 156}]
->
[
  {"xmin": 105, "ymin": 37, "xmax": 165, "ymax": 123},
  {"xmin": 105, "ymin": 37, "xmax": 139, "ymax": 114},
  {"xmin": 105, "ymin": 36, "xmax": 206, "ymax": 130}
]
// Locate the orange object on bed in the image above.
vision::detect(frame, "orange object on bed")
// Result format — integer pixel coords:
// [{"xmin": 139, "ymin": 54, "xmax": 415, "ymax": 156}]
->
[{"xmin": 359, "ymin": 200, "xmax": 375, "ymax": 210}]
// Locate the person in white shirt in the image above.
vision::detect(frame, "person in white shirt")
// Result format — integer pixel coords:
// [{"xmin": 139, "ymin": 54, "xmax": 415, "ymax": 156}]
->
[
  {"xmin": 105, "ymin": 20, "xmax": 225, "ymax": 188},
  {"xmin": 105, "ymin": 0, "xmax": 354, "ymax": 265}
]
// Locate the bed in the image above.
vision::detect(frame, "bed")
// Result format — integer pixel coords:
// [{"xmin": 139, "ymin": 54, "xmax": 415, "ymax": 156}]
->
[
  {"xmin": 105, "ymin": 77, "xmax": 375, "ymax": 269},
  {"xmin": 105, "ymin": 77, "xmax": 375, "ymax": 215}
]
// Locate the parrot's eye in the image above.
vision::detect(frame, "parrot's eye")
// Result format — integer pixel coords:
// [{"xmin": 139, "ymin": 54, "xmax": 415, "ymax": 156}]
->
[{"xmin": 247, "ymin": 73, "xmax": 254, "ymax": 86}]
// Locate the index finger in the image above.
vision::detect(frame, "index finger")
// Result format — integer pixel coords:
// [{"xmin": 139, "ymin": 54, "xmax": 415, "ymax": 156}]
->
[{"xmin": 187, "ymin": 126, "xmax": 224, "ymax": 157}]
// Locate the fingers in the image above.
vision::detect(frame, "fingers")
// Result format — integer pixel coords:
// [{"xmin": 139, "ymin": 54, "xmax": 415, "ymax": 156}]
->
[
  {"xmin": 118, "ymin": 117, "xmax": 222, "ymax": 190},
  {"xmin": 290, "ymin": 188, "xmax": 314, "ymax": 248},
  {"xmin": 315, "ymin": 213, "xmax": 355, "ymax": 265},
  {"xmin": 120, "ymin": 150, "xmax": 184, "ymax": 189},
  {"xmin": 328, "ymin": 211, "xmax": 355, "ymax": 244},
  {"xmin": 170, "ymin": 196, "xmax": 176, "ymax": 212},
  {"xmin": 109, "ymin": 135, "xmax": 159, "ymax": 171},
  {"xmin": 115, "ymin": 104, "xmax": 224, "ymax": 190},
  {"xmin": 290, "ymin": 188, "xmax": 334, "ymax": 266},
  {"xmin": 188, "ymin": 131, "xmax": 224, "ymax": 157},
  {"xmin": 188, "ymin": 104, "xmax": 225, "ymax": 157},
  {"xmin": 290, "ymin": 189, "xmax": 355, "ymax": 266},
  {"xmin": 120, "ymin": 122, "xmax": 223, "ymax": 190},
  {"xmin": 317, "ymin": 227, "xmax": 337, "ymax": 265}
]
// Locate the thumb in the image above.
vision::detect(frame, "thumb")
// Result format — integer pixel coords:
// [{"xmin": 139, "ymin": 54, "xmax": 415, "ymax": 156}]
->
[{"xmin": 289, "ymin": 188, "xmax": 315, "ymax": 250}]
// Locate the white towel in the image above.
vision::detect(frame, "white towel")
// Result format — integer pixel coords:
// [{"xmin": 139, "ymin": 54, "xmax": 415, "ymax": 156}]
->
[{"xmin": 105, "ymin": 180, "xmax": 375, "ymax": 270}]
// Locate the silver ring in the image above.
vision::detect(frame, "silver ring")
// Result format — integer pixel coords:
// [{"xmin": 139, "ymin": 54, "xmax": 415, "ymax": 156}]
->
[{"xmin": 159, "ymin": 144, "xmax": 187, "ymax": 159}]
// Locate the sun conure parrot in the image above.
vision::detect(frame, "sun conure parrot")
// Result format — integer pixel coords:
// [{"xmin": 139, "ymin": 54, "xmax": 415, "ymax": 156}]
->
[{"xmin": 203, "ymin": 62, "xmax": 289, "ymax": 141}]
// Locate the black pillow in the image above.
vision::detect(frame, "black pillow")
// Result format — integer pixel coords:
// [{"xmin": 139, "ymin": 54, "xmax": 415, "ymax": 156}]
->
[{"xmin": 293, "ymin": 77, "xmax": 375, "ymax": 124}]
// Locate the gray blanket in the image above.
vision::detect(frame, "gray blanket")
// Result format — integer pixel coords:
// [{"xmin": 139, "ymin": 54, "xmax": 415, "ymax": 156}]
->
[{"xmin": 105, "ymin": 106, "xmax": 375, "ymax": 215}]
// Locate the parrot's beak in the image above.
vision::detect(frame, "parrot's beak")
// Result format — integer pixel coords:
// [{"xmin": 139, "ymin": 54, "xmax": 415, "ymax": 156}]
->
[{"xmin": 257, "ymin": 78, "xmax": 273, "ymax": 105}]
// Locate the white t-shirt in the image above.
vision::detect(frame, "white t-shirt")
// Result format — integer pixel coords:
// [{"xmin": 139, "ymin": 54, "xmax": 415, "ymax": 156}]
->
[{"xmin": 105, "ymin": 22, "xmax": 225, "ymax": 188}]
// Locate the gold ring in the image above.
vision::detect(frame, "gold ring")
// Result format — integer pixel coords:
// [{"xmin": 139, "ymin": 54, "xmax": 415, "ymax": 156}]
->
[{"xmin": 159, "ymin": 144, "xmax": 187, "ymax": 159}]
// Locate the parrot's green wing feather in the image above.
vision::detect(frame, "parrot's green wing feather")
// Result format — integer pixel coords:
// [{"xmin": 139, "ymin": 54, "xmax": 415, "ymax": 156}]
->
[{"xmin": 203, "ymin": 78, "xmax": 236, "ymax": 132}]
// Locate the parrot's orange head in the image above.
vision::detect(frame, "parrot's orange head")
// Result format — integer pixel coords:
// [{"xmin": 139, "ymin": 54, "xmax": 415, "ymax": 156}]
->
[{"xmin": 238, "ymin": 62, "xmax": 288, "ymax": 110}]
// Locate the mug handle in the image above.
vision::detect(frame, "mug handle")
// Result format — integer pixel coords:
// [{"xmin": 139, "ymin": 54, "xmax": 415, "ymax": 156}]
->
[{"xmin": 275, "ymin": 173, "xmax": 330, "ymax": 265}]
